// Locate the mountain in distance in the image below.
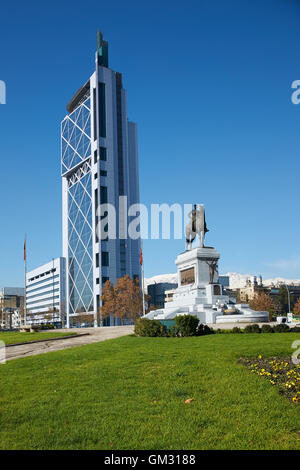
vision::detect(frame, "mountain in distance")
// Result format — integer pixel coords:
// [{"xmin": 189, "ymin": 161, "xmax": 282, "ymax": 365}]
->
[{"xmin": 145, "ymin": 272, "xmax": 300, "ymax": 289}]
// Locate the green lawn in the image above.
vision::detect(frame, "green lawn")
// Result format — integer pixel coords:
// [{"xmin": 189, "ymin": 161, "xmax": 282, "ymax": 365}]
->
[
  {"xmin": 0, "ymin": 331, "xmax": 76, "ymax": 345},
  {"xmin": 0, "ymin": 333, "xmax": 300, "ymax": 450}
]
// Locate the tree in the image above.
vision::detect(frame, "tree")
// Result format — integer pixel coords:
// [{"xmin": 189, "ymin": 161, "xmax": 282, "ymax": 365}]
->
[
  {"xmin": 99, "ymin": 276, "xmax": 143, "ymax": 326},
  {"xmin": 115, "ymin": 275, "xmax": 143, "ymax": 324},
  {"xmin": 75, "ymin": 313, "xmax": 94, "ymax": 326},
  {"xmin": 147, "ymin": 304, "xmax": 160, "ymax": 313},
  {"xmin": 249, "ymin": 292, "xmax": 276, "ymax": 321},
  {"xmin": 294, "ymin": 298, "xmax": 300, "ymax": 316},
  {"xmin": 100, "ymin": 280, "xmax": 118, "ymax": 326}
]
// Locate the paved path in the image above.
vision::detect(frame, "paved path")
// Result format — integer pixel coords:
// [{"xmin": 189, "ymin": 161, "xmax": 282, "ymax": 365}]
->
[{"xmin": 5, "ymin": 326, "xmax": 134, "ymax": 361}]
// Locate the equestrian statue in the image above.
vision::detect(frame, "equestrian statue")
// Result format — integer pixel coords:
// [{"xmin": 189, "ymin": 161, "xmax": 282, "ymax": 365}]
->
[{"xmin": 185, "ymin": 204, "xmax": 209, "ymax": 250}]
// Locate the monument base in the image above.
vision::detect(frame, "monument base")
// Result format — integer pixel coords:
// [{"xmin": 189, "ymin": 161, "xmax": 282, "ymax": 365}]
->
[{"xmin": 144, "ymin": 246, "xmax": 269, "ymax": 325}]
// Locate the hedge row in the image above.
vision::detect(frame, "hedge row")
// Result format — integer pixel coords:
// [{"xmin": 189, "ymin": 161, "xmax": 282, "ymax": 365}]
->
[
  {"xmin": 134, "ymin": 316, "xmax": 213, "ymax": 337},
  {"xmin": 134, "ymin": 316, "xmax": 300, "ymax": 337}
]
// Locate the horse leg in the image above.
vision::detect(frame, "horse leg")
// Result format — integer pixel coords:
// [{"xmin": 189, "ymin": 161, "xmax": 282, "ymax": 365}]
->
[{"xmin": 200, "ymin": 231, "xmax": 204, "ymax": 248}]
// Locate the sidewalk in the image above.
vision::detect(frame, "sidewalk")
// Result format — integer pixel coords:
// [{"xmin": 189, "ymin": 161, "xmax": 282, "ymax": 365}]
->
[{"xmin": 5, "ymin": 326, "xmax": 134, "ymax": 361}]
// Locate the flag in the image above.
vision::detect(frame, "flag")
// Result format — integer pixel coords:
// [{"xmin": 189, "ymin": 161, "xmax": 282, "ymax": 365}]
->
[
  {"xmin": 24, "ymin": 236, "xmax": 26, "ymax": 261},
  {"xmin": 140, "ymin": 248, "xmax": 143, "ymax": 266}
]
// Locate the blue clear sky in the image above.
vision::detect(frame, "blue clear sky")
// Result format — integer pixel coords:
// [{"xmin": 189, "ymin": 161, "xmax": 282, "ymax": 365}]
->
[{"xmin": 0, "ymin": 0, "xmax": 300, "ymax": 286}]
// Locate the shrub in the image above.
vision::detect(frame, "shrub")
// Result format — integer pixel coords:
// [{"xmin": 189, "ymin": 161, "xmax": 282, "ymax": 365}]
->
[
  {"xmin": 261, "ymin": 324, "xmax": 274, "ymax": 333},
  {"xmin": 273, "ymin": 323, "xmax": 290, "ymax": 333},
  {"xmin": 244, "ymin": 324, "xmax": 261, "ymax": 333},
  {"xmin": 41, "ymin": 323, "xmax": 55, "ymax": 330},
  {"xmin": 197, "ymin": 323, "xmax": 214, "ymax": 336},
  {"xmin": 134, "ymin": 318, "xmax": 167, "ymax": 337},
  {"xmin": 232, "ymin": 327, "xmax": 243, "ymax": 334},
  {"xmin": 168, "ymin": 326, "xmax": 180, "ymax": 337},
  {"xmin": 175, "ymin": 315, "xmax": 199, "ymax": 337}
]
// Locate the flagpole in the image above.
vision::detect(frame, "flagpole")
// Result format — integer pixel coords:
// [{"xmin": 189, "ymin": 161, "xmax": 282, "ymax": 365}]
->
[
  {"xmin": 141, "ymin": 241, "xmax": 145, "ymax": 317},
  {"xmin": 24, "ymin": 235, "xmax": 27, "ymax": 327}
]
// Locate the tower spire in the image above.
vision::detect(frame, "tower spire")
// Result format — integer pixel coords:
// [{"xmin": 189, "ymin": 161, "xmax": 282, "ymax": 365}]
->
[{"xmin": 96, "ymin": 29, "xmax": 108, "ymax": 67}]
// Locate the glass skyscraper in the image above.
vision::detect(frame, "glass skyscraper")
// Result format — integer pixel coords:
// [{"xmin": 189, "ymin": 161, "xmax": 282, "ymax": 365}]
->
[{"xmin": 61, "ymin": 30, "xmax": 141, "ymax": 327}]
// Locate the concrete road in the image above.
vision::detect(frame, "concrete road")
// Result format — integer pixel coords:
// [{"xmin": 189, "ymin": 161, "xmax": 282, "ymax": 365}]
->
[{"xmin": 5, "ymin": 326, "xmax": 134, "ymax": 361}]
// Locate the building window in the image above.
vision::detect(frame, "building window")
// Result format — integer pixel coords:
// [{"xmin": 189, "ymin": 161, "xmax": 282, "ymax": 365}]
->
[
  {"xmin": 100, "ymin": 147, "xmax": 107, "ymax": 161},
  {"xmin": 96, "ymin": 278, "xmax": 99, "ymax": 285},
  {"xmin": 99, "ymin": 82, "xmax": 106, "ymax": 138},
  {"xmin": 95, "ymin": 188, "xmax": 99, "ymax": 243},
  {"xmin": 93, "ymin": 88, "xmax": 97, "ymax": 141},
  {"xmin": 100, "ymin": 170, "xmax": 107, "ymax": 177},
  {"xmin": 94, "ymin": 173, "xmax": 98, "ymax": 179},
  {"xmin": 94, "ymin": 150, "xmax": 97, "ymax": 164},
  {"xmin": 101, "ymin": 251, "xmax": 109, "ymax": 267},
  {"xmin": 100, "ymin": 186, "xmax": 108, "ymax": 204},
  {"xmin": 102, "ymin": 276, "xmax": 109, "ymax": 284},
  {"xmin": 96, "ymin": 253, "xmax": 99, "ymax": 268}
]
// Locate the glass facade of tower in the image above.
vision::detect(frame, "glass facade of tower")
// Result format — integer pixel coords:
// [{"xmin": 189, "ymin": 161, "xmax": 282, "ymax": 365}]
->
[
  {"xmin": 61, "ymin": 97, "xmax": 94, "ymax": 314},
  {"xmin": 61, "ymin": 31, "xmax": 141, "ymax": 327},
  {"xmin": 61, "ymin": 98, "xmax": 91, "ymax": 173}
]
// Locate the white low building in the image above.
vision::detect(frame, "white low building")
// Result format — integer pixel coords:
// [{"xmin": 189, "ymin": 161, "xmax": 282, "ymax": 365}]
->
[{"xmin": 26, "ymin": 257, "xmax": 66, "ymax": 326}]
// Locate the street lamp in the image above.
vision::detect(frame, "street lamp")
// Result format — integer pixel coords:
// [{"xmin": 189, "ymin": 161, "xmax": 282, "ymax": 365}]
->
[{"xmin": 285, "ymin": 284, "xmax": 291, "ymax": 313}]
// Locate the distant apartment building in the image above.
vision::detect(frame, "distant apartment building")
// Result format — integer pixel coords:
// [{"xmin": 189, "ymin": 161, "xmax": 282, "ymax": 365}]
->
[
  {"xmin": 269, "ymin": 285, "xmax": 300, "ymax": 311},
  {"xmin": 165, "ymin": 288, "xmax": 176, "ymax": 303},
  {"xmin": 239, "ymin": 276, "xmax": 264, "ymax": 302},
  {"xmin": 26, "ymin": 258, "xmax": 66, "ymax": 326},
  {"xmin": 219, "ymin": 276, "xmax": 230, "ymax": 288},
  {"xmin": 147, "ymin": 282, "xmax": 178, "ymax": 308},
  {"xmin": 0, "ymin": 287, "xmax": 24, "ymax": 310},
  {"xmin": 0, "ymin": 287, "xmax": 24, "ymax": 329}
]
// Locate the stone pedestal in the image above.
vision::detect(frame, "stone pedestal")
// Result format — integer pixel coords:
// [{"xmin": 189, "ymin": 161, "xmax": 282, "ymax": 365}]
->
[
  {"xmin": 176, "ymin": 247, "xmax": 219, "ymax": 286},
  {"xmin": 145, "ymin": 246, "xmax": 229, "ymax": 322},
  {"xmin": 144, "ymin": 245, "xmax": 269, "ymax": 325},
  {"xmin": 171, "ymin": 247, "xmax": 227, "ymax": 308}
]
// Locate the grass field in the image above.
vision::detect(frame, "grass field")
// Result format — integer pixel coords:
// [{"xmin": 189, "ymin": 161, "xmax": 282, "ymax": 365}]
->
[
  {"xmin": 0, "ymin": 332, "xmax": 300, "ymax": 450},
  {"xmin": 0, "ymin": 331, "xmax": 76, "ymax": 345}
]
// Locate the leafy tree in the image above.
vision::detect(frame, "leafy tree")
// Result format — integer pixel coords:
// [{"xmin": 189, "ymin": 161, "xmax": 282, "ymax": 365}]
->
[
  {"xmin": 75, "ymin": 314, "xmax": 94, "ymax": 326},
  {"xmin": 100, "ymin": 280, "xmax": 118, "ymax": 326},
  {"xmin": 249, "ymin": 292, "xmax": 276, "ymax": 321},
  {"xmin": 294, "ymin": 298, "xmax": 300, "ymax": 316},
  {"xmin": 99, "ymin": 275, "xmax": 143, "ymax": 325},
  {"xmin": 115, "ymin": 275, "xmax": 143, "ymax": 324}
]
